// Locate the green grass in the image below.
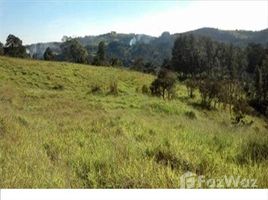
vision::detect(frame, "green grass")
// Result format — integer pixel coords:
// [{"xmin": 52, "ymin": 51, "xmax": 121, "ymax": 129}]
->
[{"xmin": 0, "ymin": 56, "xmax": 267, "ymax": 188}]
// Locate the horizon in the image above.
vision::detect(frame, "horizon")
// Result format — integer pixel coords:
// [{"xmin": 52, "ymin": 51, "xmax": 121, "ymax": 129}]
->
[
  {"xmin": 0, "ymin": 0, "xmax": 268, "ymax": 45},
  {"xmin": 25, "ymin": 26, "xmax": 268, "ymax": 45}
]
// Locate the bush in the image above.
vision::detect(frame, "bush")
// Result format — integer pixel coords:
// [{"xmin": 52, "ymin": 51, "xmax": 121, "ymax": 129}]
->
[
  {"xmin": 198, "ymin": 79, "xmax": 220, "ymax": 109},
  {"xmin": 141, "ymin": 85, "xmax": 149, "ymax": 94},
  {"xmin": 237, "ymin": 138, "xmax": 268, "ymax": 164},
  {"xmin": 150, "ymin": 79, "xmax": 162, "ymax": 97},
  {"xmin": 108, "ymin": 81, "xmax": 118, "ymax": 95},
  {"xmin": 150, "ymin": 68, "xmax": 177, "ymax": 99},
  {"xmin": 185, "ymin": 79, "xmax": 198, "ymax": 98},
  {"xmin": 51, "ymin": 84, "xmax": 64, "ymax": 90},
  {"xmin": 184, "ymin": 111, "xmax": 197, "ymax": 119},
  {"xmin": 231, "ymin": 98, "xmax": 250, "ymax": 125},
  {"xmin": 145, "ymin": 146, "xmax": 192, "ymax": 171},
  {"xmin": 91, "ymin": 84, "xmax": 102, "ymax": 94}
]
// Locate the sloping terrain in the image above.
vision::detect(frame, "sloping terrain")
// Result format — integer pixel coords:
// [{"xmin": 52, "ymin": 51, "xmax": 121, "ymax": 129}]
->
[
  {"xmin": 26, "ymin": 27, "xmax": 268, "ymax": 60},
  {"xmin": 0, "ymin": 56, "xmax": 267, "ymax": 188}
]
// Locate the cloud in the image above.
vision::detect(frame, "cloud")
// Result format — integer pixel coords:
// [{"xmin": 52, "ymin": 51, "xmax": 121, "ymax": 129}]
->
[{"xmin": 107, "ymin": 1, "xmax": 268, "ymax": 36}]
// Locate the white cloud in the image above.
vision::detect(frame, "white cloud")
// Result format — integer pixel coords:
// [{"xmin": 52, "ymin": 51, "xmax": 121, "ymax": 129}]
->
[{"xmin": 106, "ymin": 0, "xmax": 268, "ymax": 36}]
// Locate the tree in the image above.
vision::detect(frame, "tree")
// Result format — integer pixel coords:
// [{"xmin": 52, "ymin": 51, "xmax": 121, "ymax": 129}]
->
[
  {"xmin": 171, "ymin": 34, "xmax": 202, "ymax": 79},
  {"xmin": 43, "ymin": 47, "xmax": 55, "ymax": 60},
  {"xmin": 161, "ymin": 58, "xmax": 172, "ymax": 70},
  {"xmin": 97, "ymin": 41, "xmax": 105, "ymax": 61},
  {"xmin": 143, "ymin": 62, "xmax": 156, "ymax": 74},
  {"xmin": 185, "ymin": 78, "xmax": 198, "ymax": 98},
  {"xmin": 109, "ymin": 57, "xmax": 122, "ymax": 67},
  {"xmin": 262, "ymin": 55, "xmax": 268, "ymax": 103},
  {"xmin": 0, "ymin": 42, "xmax": 3, "ymax": 55},
  {"xmin": 60, "ymin": 39, "xmax": 88, "ymax": 64},
  {"xmin": 198, "ymin": 79, "xmax": 221, "ymax": 108},
  {"xmin": 150, "ymin": 68, "xmax": 177, "ymax": 99},
  {"xmin": 4, "ymin": 34, "xmax": 27, "ymax": 58},
  {"xmin": 246, "ymin": 43, "xmax": 265, "ymax": 74},
  {"xmin": 131, "ymin": 58, "xmax": 144, "ymax": 71},
  {"xmin": 92, "ymin": 41, "xmax": 106, "ymax": 66}
]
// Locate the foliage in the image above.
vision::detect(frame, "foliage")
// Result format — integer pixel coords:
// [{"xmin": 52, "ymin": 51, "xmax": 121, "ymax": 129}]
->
[
  {"xmin": 109, "ymin": 57, "xmax": 123, "ymax": 67},
  {"xmin": 185, "ymin": 79, "xmax": 198, "ymax": 98},
  {"xmin": 43, "ymin": 47, "xmax": 55, "ymax": 61},
  {"xmin": 141, "ymin": 85, "xmax": 149, "ymax": 94},
  {"xmin": 150, "ymin": 68, "xmax": 177, "ymax": 99},
  {"xmin": 60, "ymin": 39, "xmax": 88, "ymax": 64},
  {"xmin": 237, "ymin": 138, "xmax": 268, "ymax": 164},
  {"xmin": 4, "ymin": 34, "xmax": 27, "ymax": 58},
  {"xmin": 0, "ymin": 56, "xmax": 268, "ymax": 188},
  {"xmin": 91, "ymin": 84, "xmax": 102, "ymax": 94},
  {"xmin": 184, "ymin": 111, "xmax": 197, "ymax": 119},
  {"xmin": 171, "ymin": 34, "xmax": 268, "ymax": 117},
  {"xmin": 92, "ymin": 41, "xmax": 108, "ymax": 66},
  {"xmin": 0, "ymin": 42, "xmax": 4, "ymax": 55}
]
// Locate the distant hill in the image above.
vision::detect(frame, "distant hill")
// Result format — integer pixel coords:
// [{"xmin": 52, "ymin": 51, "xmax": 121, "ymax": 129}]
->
[
  {"xmin": 26, "ymin": 27, "xmax": 268, "ymax": 66},
  {"xmin": 182, "ymin": 27, "xmax": 268, "ymax": 47}
]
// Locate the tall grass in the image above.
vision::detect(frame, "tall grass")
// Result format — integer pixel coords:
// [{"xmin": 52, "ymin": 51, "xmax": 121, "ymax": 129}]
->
[{"xmin": 0, "ymin": 56, "xmax": 267, "ymax": 188}]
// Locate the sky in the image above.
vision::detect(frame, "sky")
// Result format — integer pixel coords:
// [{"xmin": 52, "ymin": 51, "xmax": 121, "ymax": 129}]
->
[{"xmin": 0, "ymin": 0, "xmax": 267, "ymax": 45}]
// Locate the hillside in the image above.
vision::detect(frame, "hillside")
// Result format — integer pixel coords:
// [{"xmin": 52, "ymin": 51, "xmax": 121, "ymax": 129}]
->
[
  {"xmin": 184, "ymin": 27, "xmax": 268, "ymax": 47},
  {"xmin": 25, "ymin": 27, "xmax": 268, "ymax": 66},
  {"xmin": 0, "ymin": 56, "xmax": 267, "ymax": 188}
]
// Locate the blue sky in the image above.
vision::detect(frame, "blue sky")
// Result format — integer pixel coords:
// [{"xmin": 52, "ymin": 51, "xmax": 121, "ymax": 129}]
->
[{"xmin": 0, "ymin": 0, "xmax": 267, "ymax": 44}]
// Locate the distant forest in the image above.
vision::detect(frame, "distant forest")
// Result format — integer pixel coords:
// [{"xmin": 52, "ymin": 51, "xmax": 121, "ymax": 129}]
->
[{"xmin": 24, "ymin": 27, "xmax": 268, "ymax": 68}]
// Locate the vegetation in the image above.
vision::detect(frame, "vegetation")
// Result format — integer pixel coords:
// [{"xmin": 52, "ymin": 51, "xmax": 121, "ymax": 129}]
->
[
  {"xmin": 60, "ymin": 38, "xmax": 88, "ymax": 64},
  {"xmin": 0, "ymin": 56, "xmax": 267, "ymax": 188},
  {"xmin": 3, "ymin": 34, "xmax": 27, "ymax": 58},
  {"xmin": 171, "ymin": 34, "xmax": 268, "ymax": 117},
  {"xmin": 150, "ymin": 68, "xmax": 177, "ymax": 99},
  {"xmin": 43, "ymin": 47, "xmax": 55, "ymax": 61},
  {"xmin": 0, "ymin": 42, "xmax": 4, "ymax": 55},
  {"xmin": 26, "ymin": 28, "xmax": 268, "ymax": 67}
]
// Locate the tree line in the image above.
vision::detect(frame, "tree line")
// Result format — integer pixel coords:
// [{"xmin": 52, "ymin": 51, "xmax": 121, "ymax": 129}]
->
[
  {"xmin": 0, "ymin": 34, "xmax": 119, "ymax": 67},
  {"xmin": 150, "ymin": 34, "xmax": 268, "ymax": 120},
  {"xmin": 0, "ymin": 34, "xmax": 28, "ymax": 58}
]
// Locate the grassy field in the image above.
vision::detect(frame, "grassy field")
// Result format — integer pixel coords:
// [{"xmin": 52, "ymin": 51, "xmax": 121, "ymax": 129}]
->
[{"xmin": 0, "ymin": 56, "xmax": 267, "ymax": 188}]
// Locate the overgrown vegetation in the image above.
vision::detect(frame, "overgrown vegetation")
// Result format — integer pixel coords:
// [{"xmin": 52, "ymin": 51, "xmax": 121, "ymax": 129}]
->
[
  {"xmin": 171, "ymin": 34, "xmax": 268, "ymax": 118},
  {"xmin": 150, "ymin": 68, "xmax": 177, "ymax": 99},
  {"xmin": 0, "ymin": 56, "xmax": 267, "ymax": 188}
]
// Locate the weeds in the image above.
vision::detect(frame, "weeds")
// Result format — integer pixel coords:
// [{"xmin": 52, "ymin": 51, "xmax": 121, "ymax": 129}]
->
[
  {"xmin": 108, "ymin": 81, "xmax": 118, "ymax": 95},
  {"xmin": 0, "ymin": 56, "xmax": 268, "ymax": 188},
  {"xmin": 184, "ymin": 111, "xmax": 197, "ymax": 119},
  {"xmin": 91, "ymin": 84, "xmax": 102, "ymax": 94},
  {"xmin": 237, "ymin": 138, "xmax": 268, "ymax": 164}
]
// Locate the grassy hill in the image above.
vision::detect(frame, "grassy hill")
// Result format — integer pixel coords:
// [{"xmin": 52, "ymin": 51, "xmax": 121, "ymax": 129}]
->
[{"xmin": 0, "ymin": 56, "xmax": 267, "ymax": 188}]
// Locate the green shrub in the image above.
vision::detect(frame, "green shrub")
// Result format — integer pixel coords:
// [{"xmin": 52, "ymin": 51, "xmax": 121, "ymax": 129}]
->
[
  {"xmin": 51, "ymin": 84, "xmax": 64, "ymax": 90},
  {"xmin": 141, "ymin": 85, "xmax": 149, "ymax": 94},
  {"xmin": 237, "ymin": 138, "xmax": 268, "ymax": 164},
  {"xmin": 231, "ymin": 98, "xmax": 251, "ymax": 125},
  {"xmin": 145, "ymin": 146, "xmax": 192, "ymax": 171},
  {"xmin": 150, "ymin": 68, "xmax": 177, "ymax": 99},
  {"xmin": 91, "ymin": 84, "xmax": 102, "ymax": 94},
  {"xmin": 185, "ymin": 79, "xmax": 198, "ymax": 98},
  {"xmin": 184, "ymin": 111, "xmax": 197, "ymax": 119}
]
